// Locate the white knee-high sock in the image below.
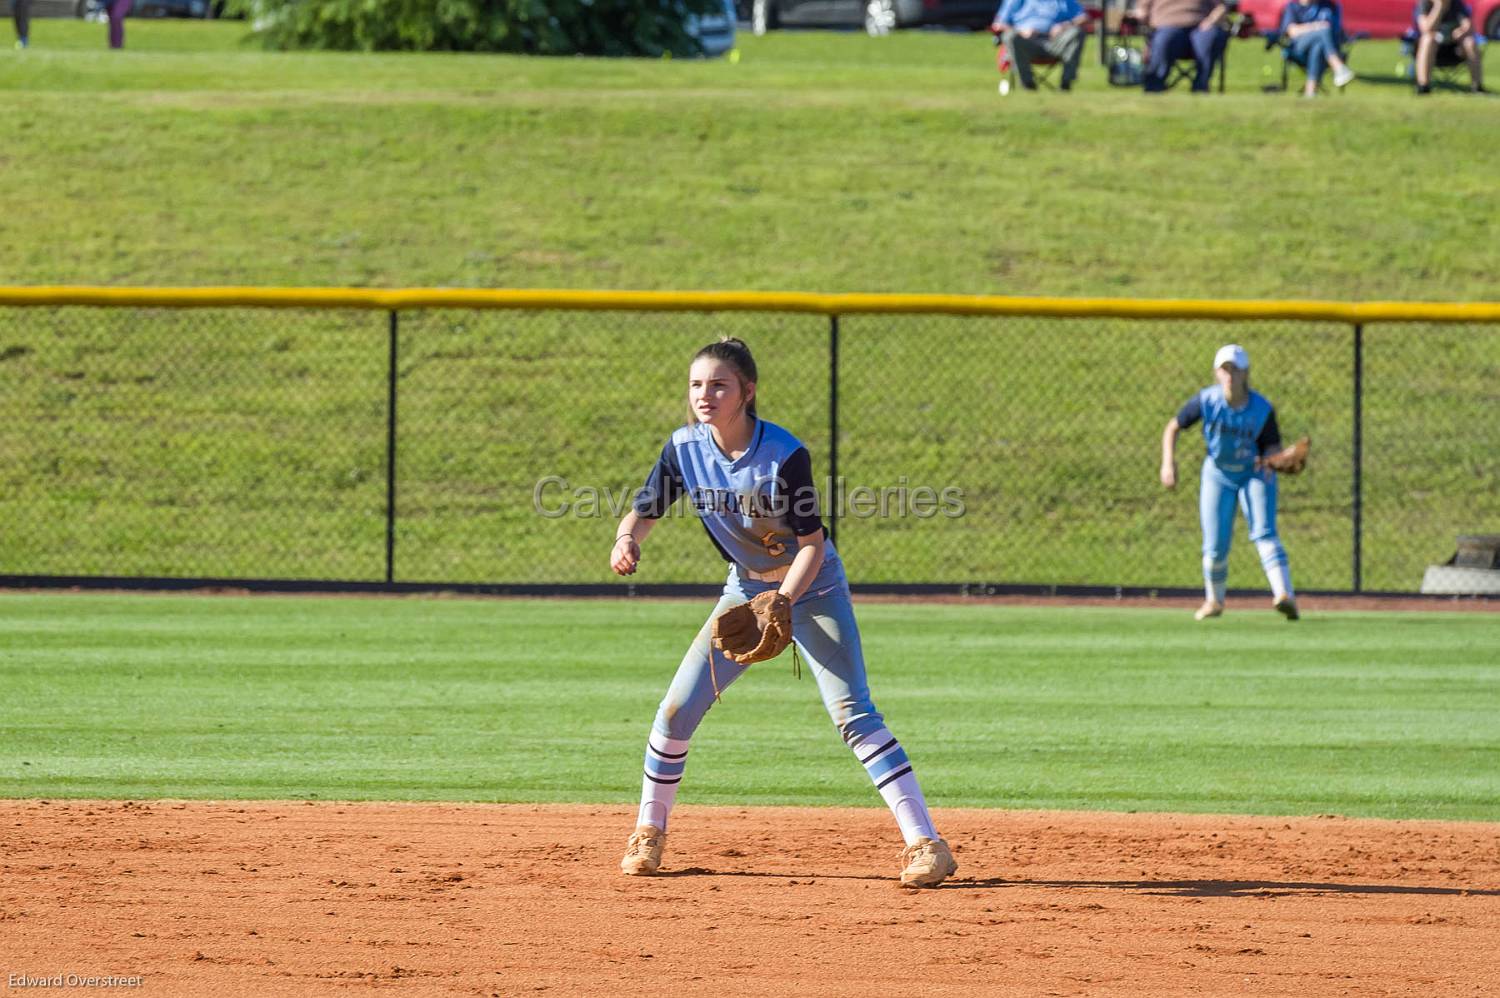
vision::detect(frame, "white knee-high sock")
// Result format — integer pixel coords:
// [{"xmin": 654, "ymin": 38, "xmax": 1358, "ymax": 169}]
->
[
  {"xmin": 850, "ymin": 727, "xmax": 939, "ymax": 846},
  {"xmin": 636, "ymin": 734, "xmax": 690, "ymax": 831},
  {"xmin": 1255, "ymin": 538, "xmax": 1293, "ymax": 598},
  {"xmin": 1203, "ymin": 555, "xmax": 1228, "ymax": 604}
]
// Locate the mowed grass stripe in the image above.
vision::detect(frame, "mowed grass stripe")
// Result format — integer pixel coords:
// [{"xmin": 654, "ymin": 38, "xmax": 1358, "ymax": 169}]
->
[{"xmin": 1, "ymin": 593, "xmax": 1495, "ymax": 820}]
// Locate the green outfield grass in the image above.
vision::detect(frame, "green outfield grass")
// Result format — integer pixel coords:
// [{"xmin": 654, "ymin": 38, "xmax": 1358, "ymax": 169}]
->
[{"xmin": 2, "ymin": 593, "xmax": 1496, "ymax": 820}]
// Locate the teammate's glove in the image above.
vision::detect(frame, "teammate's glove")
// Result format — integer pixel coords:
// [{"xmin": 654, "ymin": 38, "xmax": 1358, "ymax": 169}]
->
[
  {"xmin": 712, "ymin": 591, "xmax": 793, "ymax": 665},
  {"xmin": 1262, "ymin": 435, "xmax": 1310, "ymax": 474}
]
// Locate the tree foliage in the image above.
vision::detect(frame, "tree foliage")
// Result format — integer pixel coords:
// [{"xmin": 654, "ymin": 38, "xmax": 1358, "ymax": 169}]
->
[{"xmin": 228, "ymin": 0, "xmax": 726, "ymax": 56}]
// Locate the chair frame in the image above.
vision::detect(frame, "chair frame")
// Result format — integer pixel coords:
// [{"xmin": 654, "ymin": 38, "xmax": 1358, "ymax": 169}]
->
[
  {"xmin": 1097, "ymin": 0, "xmax": 1242, "ymax": 93},
  {"xmin": 990, "ymin": 15, "xmax": 1102, "ymax": 96},
  {"xmin": 1270, "ymin": 27, "xmax": 1366, "ymax": 94},
  {"xmin": 1400, "ymin": 29, "xmax": 1481, "ymax": 89}
]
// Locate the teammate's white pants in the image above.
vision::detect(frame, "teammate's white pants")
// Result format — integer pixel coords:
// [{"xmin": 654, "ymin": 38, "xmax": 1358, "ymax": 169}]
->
[{"xmin": 1199, "ymin": 458, "xmax": 1293, "ymax": 601}]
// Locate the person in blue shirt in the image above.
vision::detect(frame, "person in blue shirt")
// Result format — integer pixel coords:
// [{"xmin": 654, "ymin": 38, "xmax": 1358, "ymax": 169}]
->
[
  {"xmin": 687, "ymin": 0, "xmax": 738, "ymax": 58},
  {"xmin": 1276, "ymin": 0, "xmax": 1356, "ymax": 96},
  {"xmin": 1160, "ymin": 344, "xmax": 1300, "ymax": 622},
  {"xmin": 991, "ymin": 0, "xmax": 1090, "ymax": 90},
  {"xmin": 611, "ymin": 336, "xmax": 957, "ymax": 889}
]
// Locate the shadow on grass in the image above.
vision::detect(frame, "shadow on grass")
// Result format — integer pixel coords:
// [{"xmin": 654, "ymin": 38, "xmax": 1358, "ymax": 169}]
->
[{"xmin": 1351, "ymin": 72, "xmax": 1481, "ymax": 92}]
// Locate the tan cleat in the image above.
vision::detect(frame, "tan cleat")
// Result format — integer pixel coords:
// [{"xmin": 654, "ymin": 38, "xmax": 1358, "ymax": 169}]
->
[
  {"xmin": 1194, "ymin": 600, "xmax": 1224, "ymax": 621},
  {"xmin": 899, "ymin": 836, "xmax": 957, "ymax": 889},
  {"xmin": 620, "ymin": 825, "xmax": 666, "ymax": 876},
  {"xmin": 1274, "ymin": 595, "xmax": 1300, "ymax": 621}
]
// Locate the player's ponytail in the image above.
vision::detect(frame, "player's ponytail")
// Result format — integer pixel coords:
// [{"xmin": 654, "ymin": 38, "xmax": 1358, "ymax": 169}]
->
[{"xmin": 691, "ymin": 336, "xmax": 758, "ymax": 418}]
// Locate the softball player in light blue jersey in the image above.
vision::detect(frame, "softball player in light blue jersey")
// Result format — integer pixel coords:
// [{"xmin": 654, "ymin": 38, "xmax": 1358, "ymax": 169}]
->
[
  {"xmin": 609, "ymin": 337, "xmax": 957, "ymax": 888},
  {"xmin": 1160, "ymin": 344, "xmax": 1300, "ymax": 621}
]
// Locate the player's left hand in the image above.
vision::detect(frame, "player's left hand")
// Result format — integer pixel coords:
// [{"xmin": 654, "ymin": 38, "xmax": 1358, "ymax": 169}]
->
[{"xmin": 1160, "ymin": 462, "xmax": 1177, "ymax": 489}]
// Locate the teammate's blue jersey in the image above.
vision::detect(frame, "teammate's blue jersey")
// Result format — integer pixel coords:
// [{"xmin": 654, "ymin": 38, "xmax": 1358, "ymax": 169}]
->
[
  {"xmin": 1177, "ymin": 387, "xmax": 1282, "ymax": 477},
  {"xmin": 633, "ymin": 418, "xmax": 827, "ymax": 574}
]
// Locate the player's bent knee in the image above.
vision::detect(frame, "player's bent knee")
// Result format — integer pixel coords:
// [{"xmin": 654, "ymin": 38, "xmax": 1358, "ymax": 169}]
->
[
  {"xmin": 835, "ymin": 709, "xmax": 886, "ymax": 746},
  {"xmin": 654, "ymin": 700, "xmax": 703, "ymax": 742}
]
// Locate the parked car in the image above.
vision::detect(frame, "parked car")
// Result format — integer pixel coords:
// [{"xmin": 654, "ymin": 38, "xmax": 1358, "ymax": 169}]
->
[
  {"xmin": 1236, "ymin": 0, "xmax": 1500, "ymax": 39},
  {"xmin": 76, "ymin": 0, "xmax": 225, "ymax": 16},
  {"xmin": 748, "ymin": 0, "xmax": 996, "ymax": 36}
]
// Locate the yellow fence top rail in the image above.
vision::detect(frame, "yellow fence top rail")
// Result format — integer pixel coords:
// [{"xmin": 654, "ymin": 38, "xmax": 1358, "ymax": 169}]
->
[{"xmin": 3, "ymin": 286, "xmax": 1499, "ymax": 324}]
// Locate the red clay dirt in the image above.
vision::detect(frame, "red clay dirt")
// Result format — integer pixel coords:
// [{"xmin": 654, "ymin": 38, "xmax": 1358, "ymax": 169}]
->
[{"xmin": 2, "ymin": 802, "xmax": 1497, "ymax": 996}]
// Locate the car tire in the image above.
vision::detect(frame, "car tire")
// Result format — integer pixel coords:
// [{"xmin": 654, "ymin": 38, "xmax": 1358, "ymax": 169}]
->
[
  {"xmin": 751, "ymin": 0, "xmax": 779, "ymax": 35},
  {"xmin": 864, "ymin": 0, "xmax": 898, "ymax": 35}
]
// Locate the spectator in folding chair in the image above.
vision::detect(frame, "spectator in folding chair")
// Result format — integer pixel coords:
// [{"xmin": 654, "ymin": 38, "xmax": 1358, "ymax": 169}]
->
[
  {"xmin": 991, "ymin": 0, "xmax": 1091, "ymax": 91},
  {"xmin": 1412, "ymin": 0, "xmax": 1486, "ymax": 93},
  {"xmin": 12, "ymin": 0, "xmax": 32, "ymax": 49},
  {"xmin": 1276, "ymin": 0, "xmax": 1357, "ymax": 96},
  {"xmin": 1135, "ymin": 0, "xmax": 1233, "ymax": 92}
]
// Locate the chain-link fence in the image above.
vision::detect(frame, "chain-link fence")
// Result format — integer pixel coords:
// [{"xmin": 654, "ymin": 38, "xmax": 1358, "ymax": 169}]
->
[{"xmin": 2, "ymin": 294, "xmax": 1496, "ymax": 594}]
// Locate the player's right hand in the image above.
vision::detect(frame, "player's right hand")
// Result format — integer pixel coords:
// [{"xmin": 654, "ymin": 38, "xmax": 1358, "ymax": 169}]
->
[
  {"xmin": 611, "ymin": 537, "xmax": 641, "ymax": 576},
  {"xmin": 1160, "ymin": 462, "xmax": 1177, "ymax": 489}
]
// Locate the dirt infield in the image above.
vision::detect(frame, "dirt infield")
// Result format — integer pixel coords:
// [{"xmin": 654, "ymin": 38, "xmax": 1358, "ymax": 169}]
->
[{"xmin": 2, "ymin": 802, "xmax": 1497, "ymax": 997}]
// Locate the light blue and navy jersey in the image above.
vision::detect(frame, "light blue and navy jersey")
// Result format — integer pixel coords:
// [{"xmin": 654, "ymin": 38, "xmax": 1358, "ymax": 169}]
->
[
  {"xmin": 633, "ymin": 418, "xmax": 827, "ymax": 574},
  {"xmin": 1177, "ymin": 387, "xmax": 1282, "ymax": 477}
]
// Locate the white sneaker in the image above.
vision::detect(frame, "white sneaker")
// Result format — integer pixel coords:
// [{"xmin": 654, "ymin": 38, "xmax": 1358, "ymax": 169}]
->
[
  {"xmin": 1194, "ymin": 600, "xmax": 1224, "ymax": 621},
  {"xmin": 1333, "ymin": 65, "xmax": 1355, "ymax": 88}
]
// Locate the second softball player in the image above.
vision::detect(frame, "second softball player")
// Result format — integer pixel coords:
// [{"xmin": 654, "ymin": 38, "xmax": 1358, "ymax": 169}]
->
[{"xmin": 1160, "ymin": 344, "xmax": 1300, "ymax": 621}]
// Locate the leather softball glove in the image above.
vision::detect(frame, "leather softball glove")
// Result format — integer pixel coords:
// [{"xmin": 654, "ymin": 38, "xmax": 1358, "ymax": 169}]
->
[
  {"xmin": 712, "ymin": 591, "xmax": 793, "ymax": 665},
  {"xmin": 1263, "ymin": 435, "xmax": 1311, "ymax": 474}
]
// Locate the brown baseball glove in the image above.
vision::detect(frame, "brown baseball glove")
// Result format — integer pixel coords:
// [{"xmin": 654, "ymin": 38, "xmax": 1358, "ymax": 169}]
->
[
  {"xmin": 1263, "ymin": 435, "xmax": 1311, "ymax": 474},
  {"xmin": 712, "ymin": 591, "xmax": 793, "ymax": 665}
]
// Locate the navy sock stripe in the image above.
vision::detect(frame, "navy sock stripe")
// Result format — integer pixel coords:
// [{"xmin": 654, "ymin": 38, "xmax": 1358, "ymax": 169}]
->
[
  {"xmin": 644, "ymin": 772, "xmax": 683, "ymax": 785},
  {"xmin": 648, "ymin": 743, "xmax": 688, "ymax": 760},
  {"xmin": 874, "ymin": 765, "xmax": 913, "ymax": 790},
  {"xmin": 858, "ymin": 738, "xmax": 899, "ymax": 765}
]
